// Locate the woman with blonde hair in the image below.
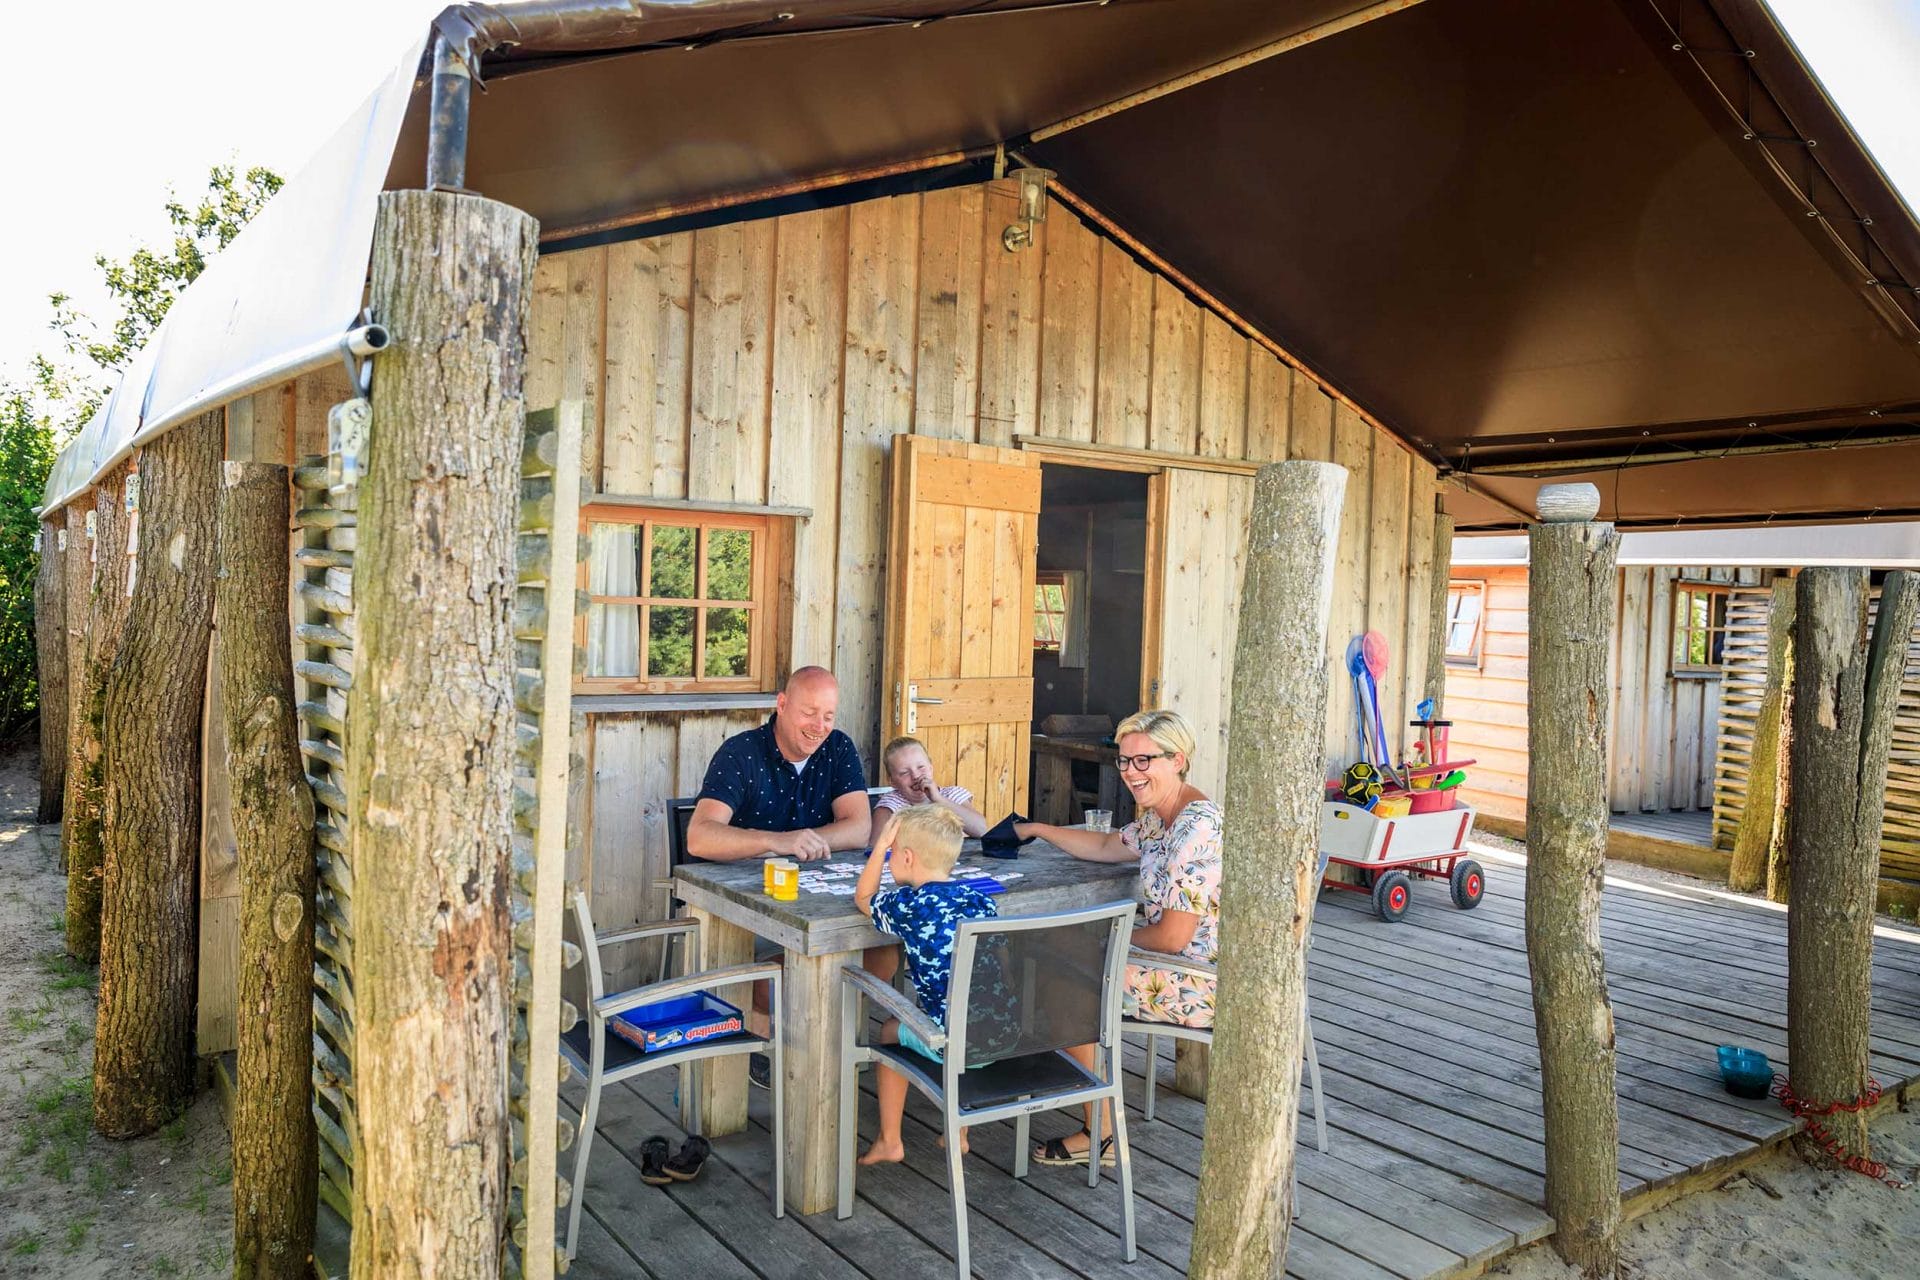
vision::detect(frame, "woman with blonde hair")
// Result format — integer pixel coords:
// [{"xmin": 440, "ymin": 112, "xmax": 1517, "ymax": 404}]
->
[{"xmin": 1015, "ymin": 707, "xmax": 1223, "ymax": 1165}]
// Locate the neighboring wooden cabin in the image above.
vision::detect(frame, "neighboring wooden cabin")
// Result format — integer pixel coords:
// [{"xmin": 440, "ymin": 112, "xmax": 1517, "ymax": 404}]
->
[{"xmin": 1443, "ymin": 532, "xmax": 1920, "ymax": 897}]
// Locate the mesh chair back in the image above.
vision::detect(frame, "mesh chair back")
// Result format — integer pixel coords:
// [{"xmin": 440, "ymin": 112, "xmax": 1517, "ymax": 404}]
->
[
  {"xmin": 667, "ymin": 796, "xmax": 699, "ymax": 869},
  {"xmin": 949, "ymin": 903, "xmax": 1132, "ymax": 1064}
]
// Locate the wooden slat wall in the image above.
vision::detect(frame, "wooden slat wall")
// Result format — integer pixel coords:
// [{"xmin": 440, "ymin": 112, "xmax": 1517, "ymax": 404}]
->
[
  {"xmin": 1448, "ymin": 565, "xmax": 1779, "ymax": 831},
  {"xmin": 1710, "ymin": 583, "xmax": 1920, "ymax": 881},
  {"xmin": 1438, "ymin": 567, "xmax": 1530, "ymax": 823},
  {"xmin": 530, "ymin": 177, "xmax": 1440, "ymax": 934}
]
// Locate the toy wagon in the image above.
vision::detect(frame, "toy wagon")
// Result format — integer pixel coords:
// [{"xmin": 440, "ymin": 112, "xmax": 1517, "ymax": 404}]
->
[{"xmin": 1319, "ymin": 792, "xmax": 1485, "ymax": 922}]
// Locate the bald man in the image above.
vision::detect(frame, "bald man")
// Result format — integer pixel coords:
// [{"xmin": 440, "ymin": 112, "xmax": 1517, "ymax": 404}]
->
[{"xmin": 687, "ymin": 665, "xmax": 873, "ymax": 861}]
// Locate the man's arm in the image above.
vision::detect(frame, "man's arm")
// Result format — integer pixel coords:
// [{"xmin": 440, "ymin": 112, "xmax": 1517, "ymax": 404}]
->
[
  {"xmin": 820, "ymin": 789, "xmax": 874, "ymax": 851},
  {"xmin": 685, "ymin": 798, "xmax": 797, "ymax": 862}
]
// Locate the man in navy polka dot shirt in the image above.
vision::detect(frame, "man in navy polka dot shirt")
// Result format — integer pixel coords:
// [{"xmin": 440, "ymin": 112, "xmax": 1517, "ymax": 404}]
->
[{"xmin": 687, "ymin": 665, "xmax": 873, "ymax": 861}]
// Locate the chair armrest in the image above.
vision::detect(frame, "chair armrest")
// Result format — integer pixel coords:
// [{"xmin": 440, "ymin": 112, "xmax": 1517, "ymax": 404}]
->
[
  {"xmin": 840, "ymin": 965, "xmax": 945, "ymax": 1051},
  {"xmin": 594, "ymin": 960, "xmax": 782, "ymax": 1020},
  {"xmin": 1128, "ymin": 946, "xmax": 1216, "ymax": 980},
  {"xmin": 596, "ymin": 916, "xmax": 699, "ymax": 950}
]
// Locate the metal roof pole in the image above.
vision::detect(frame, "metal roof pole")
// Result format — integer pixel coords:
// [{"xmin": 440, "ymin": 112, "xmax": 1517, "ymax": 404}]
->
[{"xmin": 428, "ymin": 34, "xmax": 471, "ymax": 192}]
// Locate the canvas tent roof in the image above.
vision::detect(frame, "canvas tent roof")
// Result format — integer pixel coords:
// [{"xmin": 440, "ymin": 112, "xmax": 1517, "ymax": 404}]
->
[{"xmin": 42, "ymin": 0, "xmax": 1920, "ymax": 529}]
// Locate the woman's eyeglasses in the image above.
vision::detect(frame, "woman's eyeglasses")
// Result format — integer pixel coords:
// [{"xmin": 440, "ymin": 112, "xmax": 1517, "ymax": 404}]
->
[{"xmin": 1115, "ymin": 752, "xmax": 1172, "ymax": 771}]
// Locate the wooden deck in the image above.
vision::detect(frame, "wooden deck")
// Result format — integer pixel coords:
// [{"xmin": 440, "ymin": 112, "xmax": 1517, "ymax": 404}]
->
[
  {"xmin": 1608, "ymin": 808, "xmax": 1714, "ymax": 847},
  {"xmin": 559, "ymin": 850, "xmax": 1920, "ymax": 1280}
]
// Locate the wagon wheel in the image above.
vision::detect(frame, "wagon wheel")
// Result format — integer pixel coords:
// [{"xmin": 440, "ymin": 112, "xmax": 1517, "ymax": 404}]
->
[
  {"xmin": 1371, "ymin": 870, "xmax": 1412, "ymax": 922},
  {"xmin": 1450, "ymin": 859, "xmax": 1486, "ymax": 910}
]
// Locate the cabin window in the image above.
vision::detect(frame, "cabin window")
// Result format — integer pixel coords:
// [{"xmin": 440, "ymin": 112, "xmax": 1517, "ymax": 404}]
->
[
  {"xmin": 577, "ymin": 505, "xmax": 780, "ymax": 694},
  {"xmin": 1034, "ymin": 569, "xmax": 1088, "ymax": 667},
  {"xmin": 1671, "ymin": 581, "xmax": 1730, "ymax": 673},
  {"xmin": 1444, "ymin": 581, "xmax": 1485, "ymax": 667}
]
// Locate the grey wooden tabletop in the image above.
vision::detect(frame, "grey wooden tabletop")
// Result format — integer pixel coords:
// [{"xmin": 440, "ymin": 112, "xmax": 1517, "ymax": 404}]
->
[{"xmin": 671, "ymin": 836, "xmax": 1141, "ymax": 957}]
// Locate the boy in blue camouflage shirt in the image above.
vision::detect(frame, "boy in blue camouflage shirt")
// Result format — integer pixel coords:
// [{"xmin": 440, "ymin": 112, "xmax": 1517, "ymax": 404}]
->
[{"xmin": 854, "ymin": 804, "xmax": 1002, "ymax": 1164}]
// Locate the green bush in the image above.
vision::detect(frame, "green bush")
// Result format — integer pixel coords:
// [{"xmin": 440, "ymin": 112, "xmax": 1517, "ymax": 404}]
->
[{"xmin": 0, "ymin": 389, "xmax": 55, "ymax": 739}]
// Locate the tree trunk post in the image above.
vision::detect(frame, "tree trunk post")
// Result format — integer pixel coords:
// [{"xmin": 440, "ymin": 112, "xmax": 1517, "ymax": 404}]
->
[
  {"xmin": 93, "ymin": 413, "xmax": 223, "ymax": 1136},
  {"xmin": 221, "ymin": 461, "xmax": 318, "ymax": 1278},
  {"xmin": 1189, "ymin": 461, "xmax": 1345, "ymax": 1280},
  {"xmin": 347, "ymin": 190, "xmax": 537, "ymax": 1279},
  {"xmin": 1787, "ymin": 568, "xmax": 1918, "ymax": 1162},
  {"xmin": 1525, "ymin": 496, "xmax": 1621, "ymax": 1279},
  {"xmin": 59, "ymin": 501, "xmax": 91, "ymax": 869},
  {"xmin": 1424, "ymin": 509, "xmax": 1455, "ymax": 714},
  {"xmin": 1729, "ymin": 577, "xmax": 1793, "ymax": 895},
  {"xmin": 35, "ymin": 515, "xmax": 68, "ymax": 823},
  {"xmin": 65, "ymin": 465, "xmax": 136, "ymax": 963}
]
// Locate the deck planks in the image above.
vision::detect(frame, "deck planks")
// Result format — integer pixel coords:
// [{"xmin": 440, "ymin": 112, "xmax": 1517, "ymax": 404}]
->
[{"xmin": 566, "ymin": 858, "xmax": 1920, "ymax": 1280}]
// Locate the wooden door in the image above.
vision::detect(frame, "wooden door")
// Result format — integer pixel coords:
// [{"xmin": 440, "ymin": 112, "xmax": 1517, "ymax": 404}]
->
[{"xmin": 882, "ymin": 436, "xmax": 1040, "ymax": 819}]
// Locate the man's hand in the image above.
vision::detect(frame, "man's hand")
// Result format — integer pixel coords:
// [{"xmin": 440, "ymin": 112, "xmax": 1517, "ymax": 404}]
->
[{"xmin": 782, "ymin": 827, "xmax": 832, "ymax": 861}]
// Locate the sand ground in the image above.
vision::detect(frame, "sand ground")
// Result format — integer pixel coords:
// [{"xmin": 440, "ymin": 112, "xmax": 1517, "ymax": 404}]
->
[{"xmin": 0, "ymin": 741, "xmax": 231, "ymax": 1276}]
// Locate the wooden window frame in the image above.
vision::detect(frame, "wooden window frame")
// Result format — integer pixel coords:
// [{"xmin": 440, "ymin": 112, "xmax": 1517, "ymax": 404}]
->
[
  {"xmin": 1671, "ymin": 580, "xmax": 1731, "ymax": 675},
  {"xmin": 574, "ymin": 503, "xmax": 785, "ymax": 696},
  {"xmin": 1034, "ymin": 569, "xmax": 1068, "ymax": 654},
  {"xmin": 1444, "ymin": 580, "xmax": 1486, "ymax": 669}
]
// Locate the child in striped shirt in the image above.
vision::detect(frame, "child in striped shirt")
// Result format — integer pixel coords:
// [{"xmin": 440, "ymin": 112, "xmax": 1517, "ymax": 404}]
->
[{"xmin": 875, "ymin": 736, "xmax": 989, "ymax": 837}]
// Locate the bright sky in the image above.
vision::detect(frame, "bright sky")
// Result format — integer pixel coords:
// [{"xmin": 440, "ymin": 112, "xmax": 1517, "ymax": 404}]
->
[
  {"xmin": 0, "ymin": 1, "xmax": 442, "ymax": 389},
  {"xmin": 0, "ymin": 1, "xmax": 1916, "ymax": 394}
]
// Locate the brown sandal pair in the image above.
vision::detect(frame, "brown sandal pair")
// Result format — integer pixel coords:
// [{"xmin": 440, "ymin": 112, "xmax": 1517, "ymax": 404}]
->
[
  {"xmin": 639, "ymin": 1134, "xmax": 711, "ymax": 1186},
  {"xmin": 1033, "ymin": 1128, "xmax": 1116, "ymax": 1167}
]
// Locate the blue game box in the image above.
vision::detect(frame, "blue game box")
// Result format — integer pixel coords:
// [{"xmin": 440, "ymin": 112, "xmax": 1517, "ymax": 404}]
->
[{"xmin": 611, "ymin": 992, "xmax": 748, "ymax": 1054}]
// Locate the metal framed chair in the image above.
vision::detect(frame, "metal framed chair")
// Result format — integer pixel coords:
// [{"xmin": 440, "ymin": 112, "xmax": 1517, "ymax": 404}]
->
[
  {"xmin": 560, "ymin": 888, "xmax": 785, "ymax": 1262},
  {"xmin": 1121, "ymin": 849, "xmax": 1332, "ymax": 1217},
  {"xmin": 837, "ymin": 900, "xmax": 1139, "ymax": 1279}
]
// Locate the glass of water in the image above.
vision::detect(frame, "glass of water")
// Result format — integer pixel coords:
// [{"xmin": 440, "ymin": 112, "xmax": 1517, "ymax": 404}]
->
[{"xmin": 1085, "ymin": 808, "xmax": 1113, "ymax": 833}]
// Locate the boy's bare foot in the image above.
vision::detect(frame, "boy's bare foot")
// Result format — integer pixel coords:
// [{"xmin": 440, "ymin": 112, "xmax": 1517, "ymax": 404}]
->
[
  {"xmin": 858, "ymin": 1137, "xmax": 906, "ymax": 1166},
  {"xmin": 936, "ymin": 1130, "xmax": 971, "ymax": 1155}
]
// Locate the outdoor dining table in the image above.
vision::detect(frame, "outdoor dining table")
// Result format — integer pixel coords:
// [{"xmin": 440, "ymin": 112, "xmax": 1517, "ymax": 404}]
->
[{"xmin": 670, "ymin": 835, "xmax": 1140, "ymax": 1215}]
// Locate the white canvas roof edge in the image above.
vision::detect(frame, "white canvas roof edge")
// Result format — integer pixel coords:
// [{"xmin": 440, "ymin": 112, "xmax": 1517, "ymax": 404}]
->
[
  {"xmin": 36, "ymin": 35, "xmax": 425, "ymax": 517},
  {"xmin": 1452, "ymin": 522, "xmax": 1920, "ymax": 570}
]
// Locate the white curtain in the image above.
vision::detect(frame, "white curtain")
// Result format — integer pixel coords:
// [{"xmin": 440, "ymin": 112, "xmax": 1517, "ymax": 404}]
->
[{"xmin": 587, "ymin": 523, "xmax": 640, "ymax": 677}]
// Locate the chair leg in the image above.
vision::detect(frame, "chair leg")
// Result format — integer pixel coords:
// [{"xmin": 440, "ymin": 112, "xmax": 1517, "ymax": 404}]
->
[
  {"xmin": 1109, "ymin": 1087, "xmax": 1137, "ymax": 1263},
  {"xmin": 1086, "ymin": 1062, "xmax": 1104, "ymax": 1190},
  {"xmin": 1013, "ymin": 1111, "xmax": 1031, "ymax": 1180},
  {"xmin": 1303, "ymin": 1011, "xmax": 1328, "ymax": 1154},
  {"xmin": 685, "ymin": 1059, "xmax": 703, "ymax": 1140},
  {"xmin": 837, "ymin": 985, "xmax": 859, "ymax": 1219},
  {"xmin": 1142, "ymin": 1033, "xmax": 1159, "ymax": 1124},
  {"xmin": 770, "ymin": 1037, "xmax": 786, "ymax": 1218},
  {"xmin": 945, "ymin": 1111, "xmax": 971, "ymax": 1280},
  {"xmin": 563, "ymin": 1071, "xmax": 602, "ymax": 1262}
]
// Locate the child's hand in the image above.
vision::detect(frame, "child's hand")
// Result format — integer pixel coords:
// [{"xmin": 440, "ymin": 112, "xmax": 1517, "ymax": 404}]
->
[{"xmin": 870, "ymin": 813, "xmax": 901, "ymax": 859}]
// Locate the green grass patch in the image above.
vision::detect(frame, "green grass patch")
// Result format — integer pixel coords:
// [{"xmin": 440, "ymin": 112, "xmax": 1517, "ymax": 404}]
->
[
  {"xmin": 63, "ymin": 1215, "xmax": 91, "ymax": 1254},
  {"xmin": 9, "ymin": 1230, "xmax": 43, "ymax": 1256}
]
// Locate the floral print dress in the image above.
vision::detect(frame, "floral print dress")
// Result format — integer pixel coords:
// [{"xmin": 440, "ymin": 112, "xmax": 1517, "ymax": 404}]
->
[{"xmin": 1122, "ymin": 799, "xmax": 1224, "ymax": 1028}]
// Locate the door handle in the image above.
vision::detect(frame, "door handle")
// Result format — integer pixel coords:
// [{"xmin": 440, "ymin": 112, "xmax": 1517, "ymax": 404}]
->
[
  {"xmin": 910, "ymin": 694, "xmax": 945, "ymax": 705},
  {"xmin": 905, "ymin": 682, "xmax": 944, "ymax": 733}
]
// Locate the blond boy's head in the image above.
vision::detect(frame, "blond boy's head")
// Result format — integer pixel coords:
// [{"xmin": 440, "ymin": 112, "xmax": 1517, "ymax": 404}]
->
[{"xmin": 892, "ymin": 803, "xmax": 965, "ymax": 881}]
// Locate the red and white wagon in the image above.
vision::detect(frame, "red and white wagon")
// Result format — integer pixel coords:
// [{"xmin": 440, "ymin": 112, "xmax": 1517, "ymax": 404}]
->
[{"xmin": 1318, "ymin": 788, "xmax": 1485, "ymax": 922}]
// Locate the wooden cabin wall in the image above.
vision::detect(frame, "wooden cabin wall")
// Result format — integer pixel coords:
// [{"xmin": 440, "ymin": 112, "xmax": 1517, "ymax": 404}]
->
[
  {"xmin": 529, "ymin": 177, "xmax": 1439, "ymax": 981},
  {"xmin": 195, "ymin": 366, "xmax": 348, "ymax": 1054},
  {"xmin": 1446, "ymin": 564, "xmax": 1775, "ymax": 832},
  {"xmin": 1439, "ymin": 566, "xmax": 1530, "ymax": 823}
]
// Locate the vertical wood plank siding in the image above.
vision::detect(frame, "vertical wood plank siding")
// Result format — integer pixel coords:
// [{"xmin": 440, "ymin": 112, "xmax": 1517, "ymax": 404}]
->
[{"xmin": 528, "ymin": 178, "xmax": 1438, "ymax": 929}]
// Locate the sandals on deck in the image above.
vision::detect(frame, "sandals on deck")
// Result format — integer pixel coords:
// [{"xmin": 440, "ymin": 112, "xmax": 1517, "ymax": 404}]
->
[
  {"xmin": 640, "ymin": 1134, "xmax": 711, "ymax": 1186},
  {"xmin": 1034, "ymin": 1128, "xmax": 1116, "ymax": 1168}
]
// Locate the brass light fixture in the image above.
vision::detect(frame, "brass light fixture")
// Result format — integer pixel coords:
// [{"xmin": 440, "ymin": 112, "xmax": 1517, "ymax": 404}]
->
[{"xmin": 1002, "ymin": 167, "xmax": 1056, "ymax": 251}]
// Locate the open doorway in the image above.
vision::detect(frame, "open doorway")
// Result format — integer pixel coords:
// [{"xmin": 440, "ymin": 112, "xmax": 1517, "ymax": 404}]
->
[{"xmin": 1030, "ymin": 463, "xmax": 1152, "ymax": 824}]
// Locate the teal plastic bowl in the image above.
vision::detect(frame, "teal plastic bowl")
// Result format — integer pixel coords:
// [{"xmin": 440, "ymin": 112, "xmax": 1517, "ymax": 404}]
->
[{"xmin": 1717, "ymin": 1045, "xmax": 1774, "ymax": 1099}]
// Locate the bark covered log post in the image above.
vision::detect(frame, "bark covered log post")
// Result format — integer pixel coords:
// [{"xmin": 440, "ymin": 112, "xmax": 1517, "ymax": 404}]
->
[
  {"xmin": 1189, "ymin": 461, "xmax": 1345, "ymax": 1280},
  {"xmin": 1424, "ymin": 509, "xmax": 1456, "ymax": 715},
  {"xmin": 347, "ymin": 190, "xmax": 537, "ymax": 1280},
  {"xmin": 1787, "ymin": 568, "xmax": 1918, "ymax": 1163},
  {"xmin": 1525, "ymin": 488, "xmax": 1621, "ymax": 1279},
  {"xmin": 93, "ymin": 412, "xmax": 223, "ymax": 1136},
  {"xmin": 60, "ymin": 502, "xmax": 92, "ymax": 868},
  {"xmin": 220, "ymin": 461, "xmax": 318, "ymax": 1278},
  {"xmin": 35, "ymin": 516, "xmax": 68, "ymax": 823},
  {"xmin": 1729, "ymin": 578, "xmax": 1794, "ymax": 896},
  {"xmin": 65, "ymin": 468, "xmax": 135, "ymax": 962}
]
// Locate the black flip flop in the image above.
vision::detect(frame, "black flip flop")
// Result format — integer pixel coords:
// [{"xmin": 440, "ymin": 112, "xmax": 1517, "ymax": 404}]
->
[
  {"xmin": 1033, "ymin": 1129, "xmax": 1116, "ymax": 1168},
  {"xmin": 665, "ymin": 1134, "xmax": 712, "ymax": 1182},
  {"xmin": 639, "ymin": 1135, "xmax": 673, "ymax": 1186}
]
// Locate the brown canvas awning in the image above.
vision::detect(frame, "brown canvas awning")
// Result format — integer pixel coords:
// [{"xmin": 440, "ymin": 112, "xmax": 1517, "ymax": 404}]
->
[{"xmin": 56, "ymin": 0, "xmax": 1920, "ymax": 524}]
